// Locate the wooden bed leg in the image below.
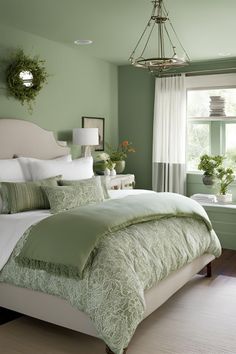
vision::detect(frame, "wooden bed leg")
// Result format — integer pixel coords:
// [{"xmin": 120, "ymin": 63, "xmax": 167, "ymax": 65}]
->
[
  {"xmin": 106, "ymin": 345, "xmax": 127, "ymax": 353},
  {"xmin": 206, "ymin": 262, "xmax": 212, "ymax": 277}
]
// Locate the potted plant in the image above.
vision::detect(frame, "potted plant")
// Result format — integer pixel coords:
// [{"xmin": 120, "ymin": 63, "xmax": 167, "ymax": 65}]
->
[
  {"xmin": 109, "ymin": 140, "xmax": 135, "ymax": 174},
  {"xmin": 93, "ymin": 152, "xmax": 110, "ymax": 175},
  {"xmin": 93, "ymin": 152, "xmax": 116, "ymax": 176},
  {"xmin": 215, "ymin": 167, "xmax": 234, "ymax": 203},
  {"xmin": 198, "ymin": 154, "xmax": 224, "ymax": 185}
]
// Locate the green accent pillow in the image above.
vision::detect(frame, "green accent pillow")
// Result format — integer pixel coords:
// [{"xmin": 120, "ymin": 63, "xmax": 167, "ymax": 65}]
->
[
  {"xmin": 1, "ymin": 176, "xmax": 62, "ymax": 214},
  {"xmin": 0, "ymin": 182, "xmax": 10, "ymax": 214},
  {"xmin": 0, "ymin": 184, "xmax": 3, "ymax": 213},
  {"xmin": 44, "ymin": 177, "xmax": 105, "ymax": 214},
  {"xmin": 59, "ymin": 176, "xmax": 110, "ymax": 199}
]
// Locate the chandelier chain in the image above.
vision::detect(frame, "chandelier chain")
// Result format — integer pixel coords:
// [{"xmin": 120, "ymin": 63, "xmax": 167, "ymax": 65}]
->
[
  {"xmin": 129, "ymin": 4, "xmax": 156, "ymax": 61},
  {"xmin": 140, "ymin": 21, "xmax": 156, "ymax": 59},
  {"xmin": 168, "ymin": 20, "xmax": 191, "ymax": 62},
  {"xmin": 163, "ymin": 23, "xmax": 176, "ymax": 56}
]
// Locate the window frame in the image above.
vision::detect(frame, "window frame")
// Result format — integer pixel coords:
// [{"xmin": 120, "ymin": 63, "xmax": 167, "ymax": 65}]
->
[{"xmin": 186, "ymin": 74, "xmax": 236, "ymax": 173}]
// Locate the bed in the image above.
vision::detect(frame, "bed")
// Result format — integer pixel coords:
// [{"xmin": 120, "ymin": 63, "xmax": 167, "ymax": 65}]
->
[{"xmin": 0, "ymin": 118, "xmax": 221, "ymax": 354}]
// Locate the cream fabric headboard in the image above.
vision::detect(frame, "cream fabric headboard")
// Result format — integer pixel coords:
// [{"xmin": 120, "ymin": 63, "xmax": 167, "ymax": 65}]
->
[{"xmin": 0, "ymin": 119, "xmax": 70, "ymax": 159}]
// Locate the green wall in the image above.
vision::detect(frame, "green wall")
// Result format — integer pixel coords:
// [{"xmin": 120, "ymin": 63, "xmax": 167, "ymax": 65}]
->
[
  {"xmin": 118, "ymin": 66, "xmax": 155, "ymax": 189},
  {"xmin": 118, "ymin": 63, "xmax": 236, "ymax": 250},
  {"xmin": 0, "ymin": 23, "xmax": 118, "ymax": 153}
]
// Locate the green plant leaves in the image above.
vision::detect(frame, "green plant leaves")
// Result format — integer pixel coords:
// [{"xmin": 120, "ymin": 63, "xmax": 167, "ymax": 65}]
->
[{"xmin": 5, "ymin": 49, "xmax": 49, "ymax": 112}]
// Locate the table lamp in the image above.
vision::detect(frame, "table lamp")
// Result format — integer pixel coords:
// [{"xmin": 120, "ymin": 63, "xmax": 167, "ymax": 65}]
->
[{"xmin": 73, "ymin": 128, "xmax": 99, "ymax": 157}]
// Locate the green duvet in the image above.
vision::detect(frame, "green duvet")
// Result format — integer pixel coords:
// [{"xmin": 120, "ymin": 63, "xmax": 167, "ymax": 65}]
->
[
  {"xmin": 17, "ymin": 193, "xmax": 213, "ymax": 277},
  {"xmin": 0, "ymin": 193, "xmax": 221, "ymax": 354}
]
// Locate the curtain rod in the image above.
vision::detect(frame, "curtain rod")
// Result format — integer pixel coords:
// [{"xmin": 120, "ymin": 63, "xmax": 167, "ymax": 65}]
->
[
  {"xmin": 155, "ymin": 67, "xmax": 236, "ymax": 78},
  {"xmin": 186, "ymin": 67, "xmax": 236, "ymax": 77}
]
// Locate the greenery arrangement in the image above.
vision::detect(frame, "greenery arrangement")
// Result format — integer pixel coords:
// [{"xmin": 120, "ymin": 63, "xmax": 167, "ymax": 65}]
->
[
  {"xmin": 198, "ymin": 154, "xmax": 235, "ymax": 195},
  {"xmin": 95, "ymin": 152, "xmax": 115, "ymax": 170},
  {"xmin": 94, "ymin": 141, "xmax": 135, "ymax": 174},
  {"xmin": 94, "ymin": 152, "xmax": 110, "ymax": 174},
  {"xmin": 5, "ymin": 49, "xmax": 48, "ymax": 111},
  {"xmin": 215, "ymin": 167, "xmax": 234, "ymax": 195},
  {"xmin": 198, "ymin": 154, "xmax": 223, "ymax": 177},
  {"xmin": 109, "ymin": 140, "xmax": 135, "ymax": 162}
]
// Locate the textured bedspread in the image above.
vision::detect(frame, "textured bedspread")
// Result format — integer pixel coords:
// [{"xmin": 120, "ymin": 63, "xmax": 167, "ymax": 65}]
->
[
  {"xmin": 0, "ymin": 215, "xmax": 221, "ymax": 354},
  {"xmin": 17, "ymin": 193, "xmax": 213, "ymax": 278}
]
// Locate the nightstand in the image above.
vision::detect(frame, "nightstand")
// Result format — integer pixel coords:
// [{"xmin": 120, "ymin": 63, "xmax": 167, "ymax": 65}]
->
[{"xmin": 108, "ymin": 174, "xmax": 135, "ymax": 190}]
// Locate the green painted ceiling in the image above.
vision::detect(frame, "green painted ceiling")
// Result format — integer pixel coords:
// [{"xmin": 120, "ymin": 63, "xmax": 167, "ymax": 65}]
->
[{"xmin": 0, "ymin": 0, "xmax": 235, "ymax": 65}]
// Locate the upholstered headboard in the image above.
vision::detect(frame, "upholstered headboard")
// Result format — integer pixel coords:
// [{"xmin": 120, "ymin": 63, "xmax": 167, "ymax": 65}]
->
[{"xmin": 0, "ymin": 119, "xmax": 70, "ymax": 159}]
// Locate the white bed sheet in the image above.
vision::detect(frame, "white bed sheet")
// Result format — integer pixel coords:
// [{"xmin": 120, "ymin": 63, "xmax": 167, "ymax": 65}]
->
[
  {"xmin": 0, "ymin": 189, "xmax": 154, "ymax": 271},
  {"xmin": 0, "ymin": 210, "xmax": 50, "ymax": 271}
]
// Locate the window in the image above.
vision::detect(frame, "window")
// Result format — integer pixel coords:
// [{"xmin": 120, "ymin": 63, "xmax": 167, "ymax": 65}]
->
[
  {"xmin": 187, "ymin": 88, "xmax": 236, "ymax": 172},
  {"xmin": 225, "ymin": 124, "xmax": 236, "ymax": 170}
]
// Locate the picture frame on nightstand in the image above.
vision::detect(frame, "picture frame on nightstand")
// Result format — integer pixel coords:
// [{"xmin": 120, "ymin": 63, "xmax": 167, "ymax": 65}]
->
[{"xmin": 82, "ymin": 116, "xmax": 105, "ymax": 151}]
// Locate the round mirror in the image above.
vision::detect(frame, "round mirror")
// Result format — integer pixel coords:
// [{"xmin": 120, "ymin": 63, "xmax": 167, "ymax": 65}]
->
[{"xmin": 19, "ymin": 70, "xmax": 33, "ymax": 87}]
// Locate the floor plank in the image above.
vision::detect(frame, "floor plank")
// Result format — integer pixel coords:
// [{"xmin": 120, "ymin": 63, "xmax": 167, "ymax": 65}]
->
[{"xmin": 199, "ymin": 249, "xmax": 236, "ymax": 277}]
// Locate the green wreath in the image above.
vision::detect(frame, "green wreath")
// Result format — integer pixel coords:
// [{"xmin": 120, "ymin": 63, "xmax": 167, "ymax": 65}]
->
[{"xmin": 6, "ymin": 49, "xmax": 48, "ymax": 111}]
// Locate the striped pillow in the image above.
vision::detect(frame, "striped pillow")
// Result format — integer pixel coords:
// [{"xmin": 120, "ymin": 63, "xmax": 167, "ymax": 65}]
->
[
  {"xmin": 1, "ymin": 176, "xmax": 62, "ymax": 214},
  {"xmin": 0, "ymin": 187, "xmax": 3, "ymax": 213}
]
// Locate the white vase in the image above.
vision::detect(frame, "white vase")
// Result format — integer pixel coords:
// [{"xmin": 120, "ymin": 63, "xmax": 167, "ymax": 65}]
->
[
  {"xmin": 216, "ymin": 194, "xmax": 232, "ymax": 204},
  {"xmin": 114, "ymin": 160, "xmax": 125, "ymax": 174},
  {"xmin": 110, "ymin": 169, "xmax": 116, "ymax": 176},
  {"xmin": 104, "ymin": 168, "xmax": 110, "ymax": 176}
]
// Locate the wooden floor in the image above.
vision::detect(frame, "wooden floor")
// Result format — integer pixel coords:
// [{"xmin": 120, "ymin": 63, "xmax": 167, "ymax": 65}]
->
[
  {"xmin": 210, "ymin": 249, "xmax": 236, "ymax": 276},
  {"xmin": 1, "ymin": 249, "xmax": 236, "ymax": 354}
]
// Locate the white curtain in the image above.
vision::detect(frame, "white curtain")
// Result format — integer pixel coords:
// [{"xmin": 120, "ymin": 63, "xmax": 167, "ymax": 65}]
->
[{"xmin": 152, "ymin": 75, "xmax": 186, "ymax": 194}]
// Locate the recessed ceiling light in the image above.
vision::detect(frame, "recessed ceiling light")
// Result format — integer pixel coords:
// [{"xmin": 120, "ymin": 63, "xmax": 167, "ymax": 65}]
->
[
  {"xmin": 218, "ymin": 52, "xmax": 231, "ymax": 57},
  {"xmin": 74, "ymin": 39, "xmax": 93, "ymax": 45}
]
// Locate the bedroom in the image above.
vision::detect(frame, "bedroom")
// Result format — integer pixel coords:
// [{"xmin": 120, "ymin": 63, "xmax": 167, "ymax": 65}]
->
[{"xmin": 0, "ymin": 1, "xmax": 235, "ymax": 353}]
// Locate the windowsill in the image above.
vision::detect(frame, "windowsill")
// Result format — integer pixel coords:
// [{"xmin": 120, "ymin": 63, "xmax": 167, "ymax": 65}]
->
[
  {"xmin": 187, "ymin": 173, "xmax": 236, "ymax": 208},
  {"xmin": 200, "ymin": 202, "xmax": 236, "ymax": 208},
  {"xmin": 187, "ymin": 172, "xmax": 236, "ymax": 184},
  {"xmin": 189, "ymin": 116, "xmax": 236, "ymax": 122},
  {"xmin": 201, "ymin": 203, "xmax": 236, "ymax": 214},
  {"xmin": 187, "ymin": 171, "xmax": 202, "ymax": 175}
]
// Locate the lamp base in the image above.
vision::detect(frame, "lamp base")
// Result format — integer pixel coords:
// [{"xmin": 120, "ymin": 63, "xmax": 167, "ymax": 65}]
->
[{"xmin": 81, "ymin": 145, "xmax": 92, "ymax": 157}]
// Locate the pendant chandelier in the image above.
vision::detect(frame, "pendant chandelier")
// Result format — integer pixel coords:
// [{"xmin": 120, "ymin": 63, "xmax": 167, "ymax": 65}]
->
[{"xmin": 128, "ymin": 0, "xmax": 190, "ymax": 73}]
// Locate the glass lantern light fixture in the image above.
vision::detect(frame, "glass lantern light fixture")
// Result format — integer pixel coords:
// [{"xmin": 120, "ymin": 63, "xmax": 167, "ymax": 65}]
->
[{"xmin": 128, "ymin": 0, "xmax": 190, "ymax": 74}]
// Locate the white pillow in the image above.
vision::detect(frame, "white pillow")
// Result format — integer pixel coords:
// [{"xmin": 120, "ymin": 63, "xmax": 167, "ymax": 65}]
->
[
  {"xmin": 18, "ymin": 155, "xmax": 72, "ymax": 180},
  {"xmin": 29, "ymin": 157, "xmax": 94, "ymax": 181},
  {"xmin": 0, "ymin": 159, "xmax": 25, "ymax": 182}
]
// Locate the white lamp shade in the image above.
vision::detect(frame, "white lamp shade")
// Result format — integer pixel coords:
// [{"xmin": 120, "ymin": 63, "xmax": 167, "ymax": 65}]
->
[{"xmin": 73, "ymin": 128, "xmax": 99, "ymax": 146}]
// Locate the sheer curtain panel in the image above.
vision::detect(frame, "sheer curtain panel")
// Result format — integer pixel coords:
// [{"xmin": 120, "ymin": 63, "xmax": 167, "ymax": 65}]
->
[{"xmin": 152, "ymin": 75, "xmax": 186, "ymax": 194}]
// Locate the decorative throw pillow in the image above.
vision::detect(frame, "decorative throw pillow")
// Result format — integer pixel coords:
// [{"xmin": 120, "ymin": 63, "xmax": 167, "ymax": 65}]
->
[
  {"xmin": 59, "ymin": 176, "xmax": 110, "ymax": 199},
  {"xmin": 0, "ymin": 158, "xmax": 27, "ymax": 214},
  {"xmin": 43, "ymin": 177, "xmax": 104, "ymax": 214},
  {"xmin": 18, "ymin": 155, "xmax": 72, "ymax": 181},
  {"xmin": 1, "ymin": 175, "xmax": 62, "ymax": 214},
  {"xmin": 0, "ymin": 191, "xmax": 3, "ymax": 213},
  {"xmin": 29, "ymin": 156, "xmax": 93, "ymax": 181}
]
